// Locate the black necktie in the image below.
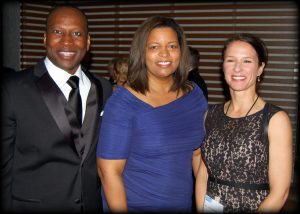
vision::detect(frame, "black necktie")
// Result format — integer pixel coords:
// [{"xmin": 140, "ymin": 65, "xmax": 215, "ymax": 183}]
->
[{"xmin": 67, "ymin": 76, "xmax": 82, "ymax": 125}]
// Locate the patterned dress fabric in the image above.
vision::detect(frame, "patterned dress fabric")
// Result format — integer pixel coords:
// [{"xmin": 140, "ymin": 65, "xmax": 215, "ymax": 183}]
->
[
  {"xmin": 201, "ymin": 103, "xmax": 282, "ymax": 212},
  {"xmin": 97, "ymin": 85, "xmax": 207, "ymax": 212}
]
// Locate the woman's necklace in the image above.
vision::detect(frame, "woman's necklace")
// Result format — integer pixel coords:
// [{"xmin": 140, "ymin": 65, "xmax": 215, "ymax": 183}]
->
[{"xmin": 225, "ymin": 95, "xmax": 259, "ymax": 117}]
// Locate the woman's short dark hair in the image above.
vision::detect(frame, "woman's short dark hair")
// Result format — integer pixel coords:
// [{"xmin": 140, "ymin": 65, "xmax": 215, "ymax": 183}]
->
[
  {"xmin": 127, "ymin": 16, "xmax": 191, "ymax": 94},
  {"xmin": 222, "ymin": 33, "xmax": 268, "ymax": 67}
]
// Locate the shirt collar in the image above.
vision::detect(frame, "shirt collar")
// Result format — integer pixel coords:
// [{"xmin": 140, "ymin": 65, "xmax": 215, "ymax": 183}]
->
[{"xmin": 44, "ymin": 57, "xmax": 84, "ymax": 88}]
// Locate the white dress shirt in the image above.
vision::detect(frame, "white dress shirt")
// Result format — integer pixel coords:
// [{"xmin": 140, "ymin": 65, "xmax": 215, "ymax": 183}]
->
[{"xmin": 44, "ymin": 57, "xmax": 91, "ymax": 123}]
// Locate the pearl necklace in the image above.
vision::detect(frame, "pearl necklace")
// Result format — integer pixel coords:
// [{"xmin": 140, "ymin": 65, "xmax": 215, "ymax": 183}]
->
[{"xmin": 225, "ymin": 95, "xmax": 259, "ymax": 117}]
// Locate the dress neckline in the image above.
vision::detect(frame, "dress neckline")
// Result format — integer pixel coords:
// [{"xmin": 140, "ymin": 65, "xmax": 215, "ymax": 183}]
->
[
  {"xmin": 223, "ymin": 102, "xmax": 266, "ymax": 120},
  {"xmin": 117, "ymin": 85, "xmax": 198, "ymax": 109}
]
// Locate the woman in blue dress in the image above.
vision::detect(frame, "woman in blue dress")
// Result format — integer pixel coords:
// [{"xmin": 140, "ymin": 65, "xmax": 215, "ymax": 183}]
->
[{"xmin": 96, "ymin": 16, "xmax": 207, "ymax": 213}]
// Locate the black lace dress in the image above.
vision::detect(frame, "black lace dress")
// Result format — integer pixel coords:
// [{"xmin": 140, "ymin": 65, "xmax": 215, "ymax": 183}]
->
[{"xmin": 201, "ymin": 103, "xmax": 282, "ymax": 212}]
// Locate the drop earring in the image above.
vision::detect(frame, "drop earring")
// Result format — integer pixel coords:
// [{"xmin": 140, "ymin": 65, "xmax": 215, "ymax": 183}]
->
[{"xmin": 257, "ymin": 76, "xmax": 261, "ymax": 82}]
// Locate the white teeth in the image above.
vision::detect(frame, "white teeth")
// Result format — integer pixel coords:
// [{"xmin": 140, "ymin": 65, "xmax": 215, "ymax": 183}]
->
[
  {"xmin": 158, "ymin": 61, "xmax": 170, "ymax": 65},
  {"xmin": 59, "ymin": 52, "xmax": 75, "ymax": 56},
  {"xmin": 233, "ymin": 76, "xmax": 245, "ymax": 80}
]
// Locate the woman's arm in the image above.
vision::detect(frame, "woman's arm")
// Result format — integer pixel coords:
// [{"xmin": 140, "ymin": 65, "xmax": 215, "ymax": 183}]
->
[
  {"xmin": 97, "ymin": 158, "xmax": 128, "ymax": 212},
  {"xmin": 193, "ymin": 148, "xmax": 201, "ymax": 177},
  {"xmin": 195, "ymin": 154, "xmax": 208, "ymax": 212},
  {"xmin": 257, "ymin": 110, "xmax": 293, "ymax": 212}
]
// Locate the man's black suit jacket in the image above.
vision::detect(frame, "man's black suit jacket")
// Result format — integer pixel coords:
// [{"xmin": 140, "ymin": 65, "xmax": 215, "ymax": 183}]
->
[{"xmin": 1, "ymin": 60, "xmax": 112, "ymax": 213}]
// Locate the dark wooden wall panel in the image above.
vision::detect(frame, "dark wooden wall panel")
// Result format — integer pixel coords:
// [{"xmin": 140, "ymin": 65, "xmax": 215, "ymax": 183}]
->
[{"xmin": 20, "ymin": 0, "xmax": 298, "ymax": 160}]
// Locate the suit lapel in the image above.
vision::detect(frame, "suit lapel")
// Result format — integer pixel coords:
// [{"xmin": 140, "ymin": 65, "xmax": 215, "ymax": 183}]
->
[
  {"xmin": 80, "ymin": 71, "xmax": 103, "ymax": 161},
  {"xmin": 34, "ymin": 61, "xmax": 78, "ymax": 155},
  {"xmin": 34, "ymin": 62, "xmax": 103, "ymax": 159}
]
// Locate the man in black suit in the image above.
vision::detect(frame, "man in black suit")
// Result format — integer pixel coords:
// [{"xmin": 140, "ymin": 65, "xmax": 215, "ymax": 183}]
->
[
  {"xmin": 1, "ymin": 5, "xmax": 112, "ymax": 213},
  {"xmin": 2, "ymin": 66, "xmax": 16, "ymax": 79},
  {"xmin": 188, "ymin": 46, "xmax": 208, "ymax": 100}
]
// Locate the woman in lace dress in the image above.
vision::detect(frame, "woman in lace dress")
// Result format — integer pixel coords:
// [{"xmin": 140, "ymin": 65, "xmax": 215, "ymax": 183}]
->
[{"xmin": 195, "ymin": 33, "xmax": 292, "ymax": 212}]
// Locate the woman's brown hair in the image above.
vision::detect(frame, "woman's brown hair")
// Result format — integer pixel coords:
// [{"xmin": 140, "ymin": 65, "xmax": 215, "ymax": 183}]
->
[{"xmin": 127, "ymin": 16, "xmax": 191, "ymax": 94}]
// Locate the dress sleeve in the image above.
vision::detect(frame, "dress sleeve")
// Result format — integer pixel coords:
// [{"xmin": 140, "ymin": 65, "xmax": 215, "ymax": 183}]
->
[{"xmin": 96, "ymin": 92, "xmax": 133, "ymax": 159}]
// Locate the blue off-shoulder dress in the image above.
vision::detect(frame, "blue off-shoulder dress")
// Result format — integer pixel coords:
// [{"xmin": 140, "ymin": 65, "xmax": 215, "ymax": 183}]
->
[{"xmin": 97, "ymin": 84, "xmax": 207, "ymax": 212}]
